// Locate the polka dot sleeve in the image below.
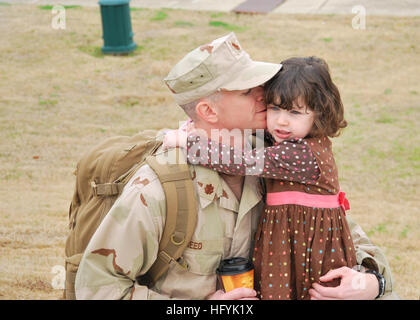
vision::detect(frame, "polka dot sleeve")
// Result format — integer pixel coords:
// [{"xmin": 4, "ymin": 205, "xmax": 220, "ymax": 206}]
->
[{"xmin": 186, "ymin": 135, "xmax": 320, "ymax": 183}]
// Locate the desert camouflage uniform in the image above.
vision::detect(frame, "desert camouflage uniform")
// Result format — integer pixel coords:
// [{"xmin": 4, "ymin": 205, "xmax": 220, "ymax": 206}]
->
[
  {"xmin": 75, "ymin": 152, "xmax": 264, "ymax": 300},
  {"xmin": 74, "ymin": 153, "xmax": 397, "ymax": 300}
]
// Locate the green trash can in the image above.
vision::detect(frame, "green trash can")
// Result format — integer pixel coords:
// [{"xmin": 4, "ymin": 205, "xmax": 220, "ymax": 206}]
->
[{"xmin": 98, "ymin": 0, "xmax": 137, "ymax": 54}]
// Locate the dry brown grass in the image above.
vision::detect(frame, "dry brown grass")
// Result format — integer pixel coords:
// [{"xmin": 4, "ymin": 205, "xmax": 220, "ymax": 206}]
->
[{"xmin": 0, "ymin": 4, "xmax": 419, "ymax": 299}]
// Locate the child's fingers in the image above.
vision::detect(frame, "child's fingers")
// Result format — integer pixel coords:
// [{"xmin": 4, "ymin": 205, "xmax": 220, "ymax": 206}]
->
[{"xmin": 163, "ymin": 130, "xmax": 178, "ymax": 149}]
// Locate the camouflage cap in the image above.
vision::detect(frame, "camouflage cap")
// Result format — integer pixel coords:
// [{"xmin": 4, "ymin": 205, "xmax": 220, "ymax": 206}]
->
[{"xmin": 164, "ymin": 32, "xmax": 282, "ymax": 105}]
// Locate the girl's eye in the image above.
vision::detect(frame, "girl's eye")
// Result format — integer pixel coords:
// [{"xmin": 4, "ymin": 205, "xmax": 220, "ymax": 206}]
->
[
  {"xmin": 268, "ymin": 104, "xmax": 280, "ymax": 110},
  {"xmin": 290, "ymin": 110, "xmax": 301, "ymax": 115},
  {"xmin": 242, "ymin": 89, "xmax": 252, "ymax": 95}
]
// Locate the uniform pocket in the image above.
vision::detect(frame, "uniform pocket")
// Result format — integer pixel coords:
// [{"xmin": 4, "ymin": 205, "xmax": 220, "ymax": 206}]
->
[
  {"xmin": 223, "ymin": 236, "xmax": 233, "ymax": 257},
  {"xmin": 182, "ymin": 237, "xmax": 224, "ymax": 275},
  {"xmin": 183, "ymin": 250, "xmax": 222, "ymax": 276}
]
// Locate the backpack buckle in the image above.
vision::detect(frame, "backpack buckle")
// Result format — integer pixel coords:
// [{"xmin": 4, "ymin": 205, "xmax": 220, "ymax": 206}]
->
[
  {"xmin": 171, "ymin": 231, "xmax": 185, "ymax": 246},
  {"xmin": 158, "ymin": 251, "xmax": 189, "ymax": 271},
  {"xmin": 176, "ymin": 256, "xmax": 189, "ymax": 271},
  {"xmin": 91, "ymin": 181, "xmax": 98, "ymax": 196},
  {"xmin": 91, "ymin": 181, "xmax": 123, "ymax": 197}
]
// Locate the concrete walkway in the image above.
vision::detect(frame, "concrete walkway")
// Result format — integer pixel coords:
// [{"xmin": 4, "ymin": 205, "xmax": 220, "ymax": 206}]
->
[
  {"xmin": 272, "ymin": 0, "xmax": 420, "ymax": 16},
  {"xmin": 4, "ymin": 0, "xmax": 420, "ymax": 16}
]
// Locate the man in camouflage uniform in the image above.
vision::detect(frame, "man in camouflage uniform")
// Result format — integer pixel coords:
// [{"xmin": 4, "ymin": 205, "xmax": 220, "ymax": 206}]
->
[{"xmin": 75, "ymin": 33, "xmax": 397, "ymax": 300}]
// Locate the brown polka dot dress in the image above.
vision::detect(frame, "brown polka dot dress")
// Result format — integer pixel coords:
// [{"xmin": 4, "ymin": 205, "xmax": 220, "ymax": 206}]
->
[{"xmin": 186, "ymin": 135, "xmax": 357, "ymax": 300}]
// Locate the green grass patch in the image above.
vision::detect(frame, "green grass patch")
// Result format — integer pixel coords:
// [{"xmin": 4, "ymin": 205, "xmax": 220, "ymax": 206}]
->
[
  {"xmin": 354, "ymin": 111, "xmax": 363, "ymax": 118},
  {"xmin": 399, "ymin": 226, "xmax": 409, "ymax": 239},
  {"xmin": 384, "ymin": 88, "xmax": 392, "ymax": 94},
  {"xmin": 3, "ymin": 168, "xmax": 24, "ymax": 181},
  {"xmin": 408, "ymin": 147, "xmax": 420, "ymax": 163},
  {"xmin": 209, "ymin": 21, "xmax": 247, "ymax": 32},
  {"xmin": 367, "ymin": 147, "xmax": 386, "ymax": 159},
  {"xmin": 122, "ymin": 100, "xmax": 139, "ymax": 108},
  {"xmin": 78, "ymin": 44, "xmax": 144, "ymax": 58},
  {"xmin": 127, "ymin": 45, "xmax": 145, "ymax": 56},
  {"xmin": 130, "ymin": 7, "xmax": 145, "ymax": 12},
  {"xmin": 0, "ymin": 2, "xmax": 11, "ymax": 6},
  {"xmin": 367, "ymin": 223, "xmax": 387, "ymax": 237},
  {"xmin": 210, "ymin": 12, "xmax": 225, "ymax": 18},
  {"xmin": 151, "ymin": 11, "xmax": 168, "ymax": 21},
  {"xmin": 38, "ymin": 5, "xmax": 81, "ymax": 10},
  {"xmin": 38, "ymin": 98, "xmax": 58, "ymax": 107},
  {"xmin": 77, "ymin": 45, "xmax": 105, "ymax": 58},
  {"xmin": 174, "ymin": 21, "xmax": 194, "ymax": 27},
  {"xmin": 403, "ymin": 106, "xmax": 416, "ymax": 116},
  {"xmin": 375, "ymin": 113, "xmax": 396, "ymax": 124},
  {"xmin": 321, "ymin": 37, "xmax": 333, "ymax": 42}
]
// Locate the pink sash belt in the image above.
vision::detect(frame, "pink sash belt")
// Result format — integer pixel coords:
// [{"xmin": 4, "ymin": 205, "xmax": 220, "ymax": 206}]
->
[{"xmin": 266, "ymin": 191, "xmax": 350, "ymax": 211}]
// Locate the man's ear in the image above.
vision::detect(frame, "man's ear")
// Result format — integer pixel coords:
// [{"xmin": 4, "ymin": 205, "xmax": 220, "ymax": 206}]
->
[{"xmin": 195, "ymin": 99, "xmax": 218, "ymax": 124}]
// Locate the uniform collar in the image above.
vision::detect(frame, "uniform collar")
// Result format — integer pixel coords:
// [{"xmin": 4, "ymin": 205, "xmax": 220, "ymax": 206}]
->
[{"xmin": 190, "ymin": 165, "xmax": 262, "ymax": 214}]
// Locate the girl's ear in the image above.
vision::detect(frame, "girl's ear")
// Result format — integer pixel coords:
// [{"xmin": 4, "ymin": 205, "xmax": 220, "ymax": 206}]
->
[{"xmin": 195, "ymin": 99, "xmax": 218, "ymax": 124}]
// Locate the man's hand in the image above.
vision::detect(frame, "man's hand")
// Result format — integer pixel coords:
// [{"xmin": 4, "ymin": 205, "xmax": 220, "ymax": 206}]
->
[
  {"xmin": 207, "ymin": 288, "xmax": 259, "ymax": 300},
  {"xmin": 309, "ymin": 266, "xmax": 379, "ymax": 300}
]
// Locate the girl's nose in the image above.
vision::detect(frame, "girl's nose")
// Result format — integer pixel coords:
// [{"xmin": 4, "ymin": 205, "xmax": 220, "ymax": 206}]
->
[{"xmin": 276, "ymin": 111, "xmax": 289, "ymax": 125}]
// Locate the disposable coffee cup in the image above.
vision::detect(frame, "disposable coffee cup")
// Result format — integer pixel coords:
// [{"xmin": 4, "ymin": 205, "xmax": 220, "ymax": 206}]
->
[{"xmin": 216, "ymin": 257, "xmax": 254, "ymax": 292}]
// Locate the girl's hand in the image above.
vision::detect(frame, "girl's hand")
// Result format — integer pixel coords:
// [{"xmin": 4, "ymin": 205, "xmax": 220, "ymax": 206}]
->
[
  {"xmin": 163, "ymin": 119, "xmax": 194, "ymax": 150},
  {"xmin": 163, "ymin": 129, "xmax": 188, "ymax": 150}
]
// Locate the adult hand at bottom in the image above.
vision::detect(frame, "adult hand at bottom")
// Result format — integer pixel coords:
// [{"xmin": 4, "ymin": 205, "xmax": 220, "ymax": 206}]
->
[
  {"xmin": 309, "ymin": 266, "xmax": 379, "ymax": 300},
  {"xmin": 207, "ymin": 288, "xmax": 259, "ymax": 300}
]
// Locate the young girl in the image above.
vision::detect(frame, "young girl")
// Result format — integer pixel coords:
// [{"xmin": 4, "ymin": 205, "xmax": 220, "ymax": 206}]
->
[{"xmin": 167, "ymin": 56, "xmax": 357, "ymax": 300}]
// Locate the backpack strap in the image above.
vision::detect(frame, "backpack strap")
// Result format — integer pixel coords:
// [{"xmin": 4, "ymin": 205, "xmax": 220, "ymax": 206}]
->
[
  {"xmin": 91, "ymin": 181, "xmax": 125, "ymax": 196},
  {"xmin": 91, "ymin": 141, "xmax": 163, "ymax": 197},
  {"xmin": 137, "ymin": 148, "xmax": 197, "ymax": 287}
]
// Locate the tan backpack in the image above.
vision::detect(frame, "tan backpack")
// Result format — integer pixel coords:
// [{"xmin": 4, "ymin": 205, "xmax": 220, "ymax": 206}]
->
[{"xmin": 64, "ymin": 130, "xmax": 197, "ymax": 299}]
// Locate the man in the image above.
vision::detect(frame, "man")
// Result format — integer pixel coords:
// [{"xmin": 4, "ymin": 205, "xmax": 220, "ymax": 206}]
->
[{"xmin": 75, "ymin": 32, "xmax": 396, "ymax": 300}]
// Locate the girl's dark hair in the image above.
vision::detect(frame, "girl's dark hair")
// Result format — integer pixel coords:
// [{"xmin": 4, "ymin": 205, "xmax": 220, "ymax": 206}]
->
[{"xmin": 264, "ymin": 56, "xmax": 347, "ymax": 138}]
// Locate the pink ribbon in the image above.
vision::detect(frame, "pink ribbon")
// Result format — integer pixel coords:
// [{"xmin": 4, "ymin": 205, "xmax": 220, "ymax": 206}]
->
[{"xmin": 266, "ymin": 190, "xmax": 350, "ymax": 213}]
